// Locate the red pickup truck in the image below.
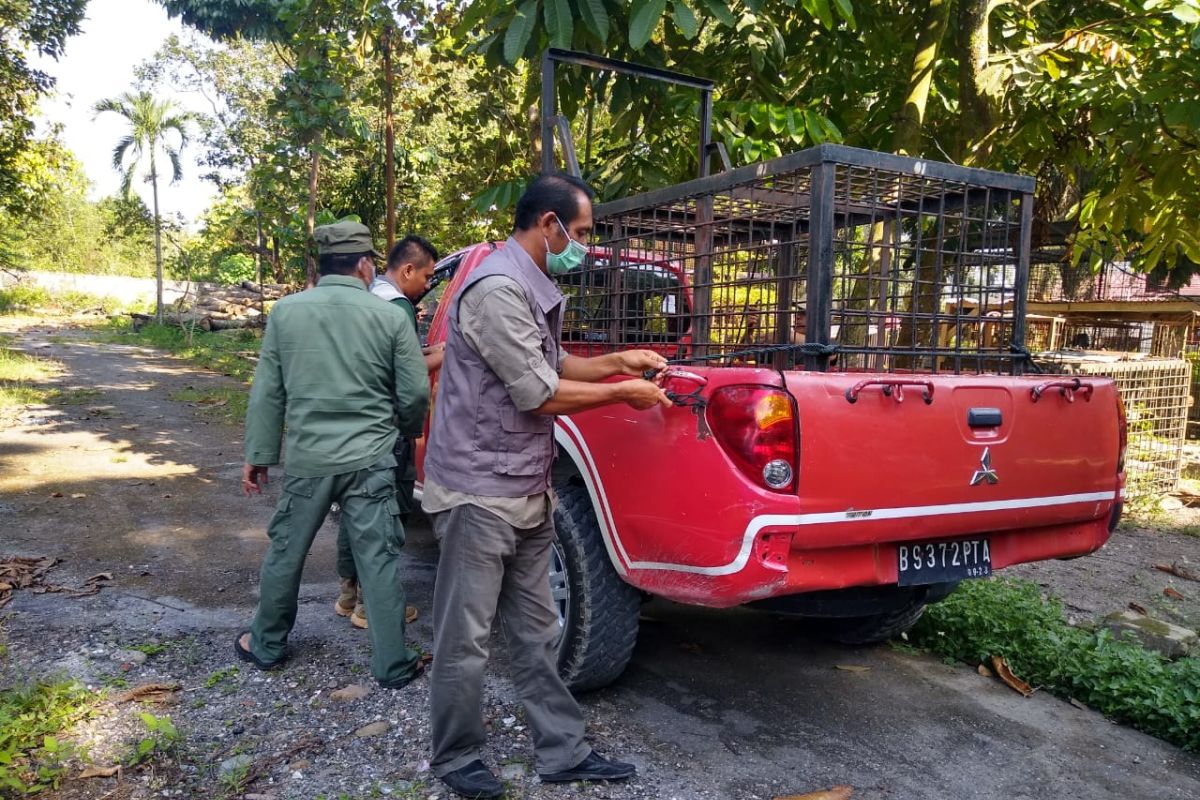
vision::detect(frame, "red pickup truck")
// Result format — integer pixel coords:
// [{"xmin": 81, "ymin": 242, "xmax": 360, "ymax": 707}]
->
[{"xmin": 414, "ymin": 143, "xmax": 1125, "ymax": 692}]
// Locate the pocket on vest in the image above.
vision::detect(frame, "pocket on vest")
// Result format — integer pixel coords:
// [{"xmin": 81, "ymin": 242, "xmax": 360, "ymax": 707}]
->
[{"xmin": 496, "ymin": 407, "xmax": 551, "ymax": 476}]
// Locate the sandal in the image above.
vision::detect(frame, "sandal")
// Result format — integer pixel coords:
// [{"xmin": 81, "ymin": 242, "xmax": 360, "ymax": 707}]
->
[{"xmin": 233, "ymin": 631, "xmax": 284, "ymax": 671}]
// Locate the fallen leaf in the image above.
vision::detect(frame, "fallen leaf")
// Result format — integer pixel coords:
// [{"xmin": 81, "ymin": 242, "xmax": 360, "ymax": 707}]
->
[
  {"xmin": 977, "ymin": 663, "xmax": 994, "ymax": 678},
  {"xmin": 50, "ymin": 491, "xmax": 63, "ymax": 498},
  {"xmin": 1128, "ymin": 602, "xmax": 1148, "ymax": 615},
  {"xmin": 1069, "ymin": 697, "xmax": 1090, "ymax": 711},
  {"xmin": 329, "ymin": 683, "xmax": 371, "ymax": 702},
  {"xmin": 79, "ymin": 765, "xmax": 120, "ymax": 779},
  {"xmin": 71, "ymin": 493, "xmax": 87, "ymax": 499},
  {"xmin": 1164, "ymin": 587, "xmax": 1186, "ymax": 601},
  {"xmin": 773, "ymin": 786, "xmax": 853, "ymax": 800},
  {"xmin": 84, "ymin": 572, "xmax": 113, "ymax": 583},
  {"xmin": 991, "ymin": 656, "xmax": 1034, "ymax": 697},
  {"xmin": 1154, "ymin": 562, "xmax": 1200, "ymax": 582},
  {"xmin": 114, "ymin": 682, "xmax": 181, "ymax": 705},
  {"xmin": 835, "ymin": 665, "xmax": 871, "ymax": 673}
]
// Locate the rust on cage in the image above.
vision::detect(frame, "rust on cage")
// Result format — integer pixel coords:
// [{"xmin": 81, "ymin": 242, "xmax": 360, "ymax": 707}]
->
[{"xmin": 570, "ymin": 144, "xmax": 1036, "ymax": 375}]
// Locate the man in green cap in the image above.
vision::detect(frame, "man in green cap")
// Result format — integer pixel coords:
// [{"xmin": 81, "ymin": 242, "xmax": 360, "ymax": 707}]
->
[
  {"xmin": 236, "ymin": 220, "xmax": 429, "ymax": 689},
  {"xmin": 334, "ymin": 233, "xmax": 444, "ymax": 630}
]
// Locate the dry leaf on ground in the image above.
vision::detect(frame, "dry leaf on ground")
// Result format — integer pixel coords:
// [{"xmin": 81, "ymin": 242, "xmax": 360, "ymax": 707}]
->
[
  {"xmin": 991, "ymin": 656, "xmax": 1035, "ymax": 697},
  {"xmin": 1128, "ymin": 602, "xmax": 1148, "ymax": 614},
  {"xmin": 835, "ymin": 665, "xmax": 871, "ymax": 673},
  {"xmin": 1164, "ymin": 586, "xmax": 1186, "ymax": 601},
  {"xmin": 773, "ymin": 786, "xmax": 853, "ymax": 800},
  {"xmin": 1155, "ymin": 562, "xmax": 1200, "ymax": 582},
  {"xmin": 977, "ymin": 663, "xmax": 994, "ymax": 678},
  {"xmin": 79, "ymin": 765, "xmax": 121, "ymax": 779},
  {"xmin": 114, "ymin": 682, "xmax": 181, "ymax": 705}
]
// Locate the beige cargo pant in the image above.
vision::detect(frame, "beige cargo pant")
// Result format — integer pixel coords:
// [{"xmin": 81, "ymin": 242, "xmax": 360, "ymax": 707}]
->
[{"xmin": 429, "ymin": 502, "xmax": 591, "ymax": 777}]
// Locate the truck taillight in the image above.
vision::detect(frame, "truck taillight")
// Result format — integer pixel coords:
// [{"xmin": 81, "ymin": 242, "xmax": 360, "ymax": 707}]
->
[
  {"xmin": 1116, "ymin": 394, "xmax": 1128, "ymax": 474},
  {"xmin": 706, "ymin": 386, "xmax": 799, "ymax": 492}
]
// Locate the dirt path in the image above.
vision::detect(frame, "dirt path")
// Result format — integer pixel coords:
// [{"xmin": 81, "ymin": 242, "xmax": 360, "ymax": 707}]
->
[{"xmin": 3, "ymin": 316, "xmax": 1200, "ymax": 800}]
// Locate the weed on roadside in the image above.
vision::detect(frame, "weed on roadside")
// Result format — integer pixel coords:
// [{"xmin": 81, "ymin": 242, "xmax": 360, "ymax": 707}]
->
[
  {"xmin": 0, "ymin": 338, "xmax": 60, "ymax": 416},
  {"xmin": 0, "ymin": 679, "xmax": 97, "ymax": 794},
  {"xmin": 126, "ymin": 711, "xmax": 179, "ymax": 766},
  {"xmin": 911, "ymin": 577, "xmax": 1200, "ymax": 751},
  {"xmin": 204, "ymin": 666, "xmax": 239, "ymax": 689},
  {"xmin": 128, "ymin": 641, "xmax": 171, "ymax": 658}
]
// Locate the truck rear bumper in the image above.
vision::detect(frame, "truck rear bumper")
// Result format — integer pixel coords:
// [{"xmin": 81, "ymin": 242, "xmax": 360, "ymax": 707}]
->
[{"xmin": 629, "ymin": 512, "xmax": 1116, "ymax": 608}]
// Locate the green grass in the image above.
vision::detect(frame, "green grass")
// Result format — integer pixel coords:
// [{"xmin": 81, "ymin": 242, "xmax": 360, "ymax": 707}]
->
[
  {"xmin": 0, "ymin": 285, "xmax": 124, "ymax": 316},
  {"xmin": 99, "ymin": 319, "xmax": 261, "ymax": 383},
  {"xmin": 911, "ymin": 577, "xmax": 1200, "ymax": 751},
  {"xmin": 0, "ymin": 336, "xmax": 60, "ymax": 415},
  {"xmin": 0, "ymin": 680, "xmax": 97, "ymax": 794},
  {"xmin": 169, "ymin": 386, "xmax": 249, "ymax": 426}
]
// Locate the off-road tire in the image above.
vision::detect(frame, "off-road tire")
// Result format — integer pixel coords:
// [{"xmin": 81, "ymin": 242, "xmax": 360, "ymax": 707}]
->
[
  {"xmin": 824, "ymin": 600, "xmax": 929, "ymax": 646},
  {"xmin": 552, "ymin": 483, "xmax": 641, "ymax": 692}
]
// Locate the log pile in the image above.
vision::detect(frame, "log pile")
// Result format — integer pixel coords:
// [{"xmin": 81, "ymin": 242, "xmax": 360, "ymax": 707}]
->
[{"xmin": 171, "ymin": 280, "xmax": 293, "ymax": 331}]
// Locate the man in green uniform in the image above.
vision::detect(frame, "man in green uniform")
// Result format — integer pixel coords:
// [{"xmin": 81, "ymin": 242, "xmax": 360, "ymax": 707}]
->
[
  {"xmin": 334, "ymin": 234, "xmax": 444, "ymax": 629},
  {"xmin": 236, "ymin": 221, "xmax": 428, "ymax": 689}
]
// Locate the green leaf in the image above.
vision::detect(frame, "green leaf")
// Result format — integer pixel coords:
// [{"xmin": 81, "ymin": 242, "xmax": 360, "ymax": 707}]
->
[
  {"xmin": 831, "ymin": 0, "xmax": 856, "ymax": 28},
  {"xmin": 579, "ymin": 0, "xmax": 610, "ymax": 40},
  {"xmin": 809, "ymin": 0, "xmax": 835, "ymax": 28},
  {"xmin": 630, "ymin": 0, "xmax": 668, "ymax": 50},
  {"xmin": 699, "ymin": 0, "xmax": 736, "ymax": 27},
  {"xmin": 1171, "ymin": 3, "xmax": 1200, "ymax": 23},
  {"xmin": 503, "ymin": 0, "xmax": 539, "ymax": 64},
  {"xmin": 672, "ymin": 1, "xmax": 699, "ymax": 39},
  {"xmin": 803, "ymin": 110, "xmax": 824, "ymax": 142},
  {"xmin": 545, "ymin": 0, "xmax": 574, "ymax": 49}
]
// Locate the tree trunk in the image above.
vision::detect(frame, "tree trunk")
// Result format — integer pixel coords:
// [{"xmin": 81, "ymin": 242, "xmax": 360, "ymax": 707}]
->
[
  {"xmin": 842, "ymin": 0, "xmax": 953, "ymax": 356},
  {"xmin": 305, "ymin": 141, "xmax": 322, "ymax": 287},
  {"xmin": 893, "ymin": 0, "xmax": 954, "ymax": 157},
  {"xmin": 957, "ymin": 0, "xmax": 996, "ymax": 165},
  {"xmin": 150, "ymin": 154, "xmax": 164, "ymax": 325},
  {"xmin": 383, "ymin": 25, "xmax": 396, "ymax": 251}
]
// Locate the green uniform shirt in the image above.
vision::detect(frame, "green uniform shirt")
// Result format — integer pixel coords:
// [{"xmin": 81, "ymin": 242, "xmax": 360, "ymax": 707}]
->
[{"xmin": 244, "ymin": 274, "xmax": 429, "ymax": 478}]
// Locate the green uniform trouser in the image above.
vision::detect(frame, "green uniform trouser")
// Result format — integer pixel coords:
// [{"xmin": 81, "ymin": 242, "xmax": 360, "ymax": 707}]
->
[
  {"xmin": 337, "ymin": 436, "xmax": 415, "ymax": 581},
  {"xmin": 249, "ymin": 453, "xmax": 420, "ymax": 684}
]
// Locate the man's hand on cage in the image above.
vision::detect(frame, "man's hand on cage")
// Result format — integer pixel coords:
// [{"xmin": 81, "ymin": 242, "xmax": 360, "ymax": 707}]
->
[{"xmin": 614, "ymin": 349, "xmax": 668, "ymax": 377}]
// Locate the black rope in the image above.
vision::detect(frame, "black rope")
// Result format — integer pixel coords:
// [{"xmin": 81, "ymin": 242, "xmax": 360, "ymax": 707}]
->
[{"xmin": 1009, "ymin": 343, "xmax": 1044, "ymax": 374}]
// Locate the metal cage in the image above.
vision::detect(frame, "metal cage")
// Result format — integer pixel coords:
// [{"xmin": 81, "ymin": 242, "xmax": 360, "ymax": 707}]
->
[{"xmin": 571, "ymin": 144, "xmax": 1036, "ymax": 375}]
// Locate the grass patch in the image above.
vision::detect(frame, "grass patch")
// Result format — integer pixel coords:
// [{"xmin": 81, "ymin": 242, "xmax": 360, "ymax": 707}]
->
[
  {"xmin": 169, "ymin": 386, "xmax": 248, "ymax": 425},
  {"xmin": 0, "ymin": 337, "xmax": 60, "ymax": 416},
  {"xmin": 0, "ymin": 680, "xmax": 97, "ymax": 794},
  {"xmin": 99, "ymin": 320, "xmax": 260, "ymax": 383},
  {"xmin": 911, "ymin": 577, "xmax": 1200, "ymax": 751},
  {"xmin": 0, "ymin": 285, "xmax": 124, "ymax": 316}
]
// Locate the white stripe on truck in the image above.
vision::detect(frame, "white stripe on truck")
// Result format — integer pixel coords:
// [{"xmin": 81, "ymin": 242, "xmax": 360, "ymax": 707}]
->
[{"xmin": 555, "ymin": 418, "xmax": 1118, "ymax": 577}]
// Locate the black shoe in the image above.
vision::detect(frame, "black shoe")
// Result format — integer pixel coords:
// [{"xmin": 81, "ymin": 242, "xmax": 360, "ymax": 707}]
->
[
  {"xmin": 439, "ymin": 760, "xmax": 505, "ymax": 799},
  {"xmin": 377, "ymin": 659, "xmax": 425, "ymax": 690},
  {"xmin": 539, "ymin": 750, "xmax": 636, "ymax": 783}
]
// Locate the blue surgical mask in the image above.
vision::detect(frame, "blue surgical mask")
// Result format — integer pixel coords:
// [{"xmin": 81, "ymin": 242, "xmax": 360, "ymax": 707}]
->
[{"xmin": 545, "ymin": 217, "xmax": 587, "ymax": 275}]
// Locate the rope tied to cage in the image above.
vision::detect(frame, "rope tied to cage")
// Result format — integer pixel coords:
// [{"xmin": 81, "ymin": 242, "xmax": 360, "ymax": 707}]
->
[{"xmin": 1008, "ymin": 343, "xmax": 1044, "ymax": 374}]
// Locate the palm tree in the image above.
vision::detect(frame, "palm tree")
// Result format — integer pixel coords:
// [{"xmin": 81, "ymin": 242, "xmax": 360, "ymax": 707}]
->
[{"xmin": 94, "ymin": 91, "xmax": 189, "ymax": 324}]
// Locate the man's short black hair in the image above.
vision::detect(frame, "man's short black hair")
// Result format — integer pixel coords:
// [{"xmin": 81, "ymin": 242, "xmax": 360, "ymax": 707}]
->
[
  {"xmin": 387, "ymin": 235, "xmax": 439, "ymax": 270},
  {"xmin": 513, "ymin": 173, "xmax": 596, "ymax": 231},
  {"xmin": 318, "ymin": 251, "xmax": 372, "ymax": 276}
]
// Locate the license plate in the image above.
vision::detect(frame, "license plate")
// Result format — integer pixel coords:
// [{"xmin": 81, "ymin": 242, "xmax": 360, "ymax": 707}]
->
[{"xmin": 897, "ymin": 538, "xmax": 991, "ymax": 586}]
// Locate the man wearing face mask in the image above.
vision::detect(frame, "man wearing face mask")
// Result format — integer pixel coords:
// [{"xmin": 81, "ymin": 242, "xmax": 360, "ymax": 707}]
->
[
  {"xmin": 422, "ymin": 174, "xmax": 671, "ymax": 799},
  {"xmin": 236, "ymin": 221, "xmax": 428, "ymax": 690}
]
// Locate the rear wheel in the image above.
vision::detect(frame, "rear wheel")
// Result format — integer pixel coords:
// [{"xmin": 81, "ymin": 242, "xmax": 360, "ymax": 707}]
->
[
  {"xmin": 818, "ymin": 582, "xmax": 958, "ymax": 645},
  {"xmin": 550, "ymin": 483, "xmax": 641, "ymax": 692},
  {"xmin": 822, "ymin": 600, "xmax": 930, "ymax": 645}
]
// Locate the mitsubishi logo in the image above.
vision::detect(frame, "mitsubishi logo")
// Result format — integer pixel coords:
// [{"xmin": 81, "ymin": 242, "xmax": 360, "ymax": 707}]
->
[{"xmin": 970, "ymin": 447, "xmax": 999, "ymax": 486}]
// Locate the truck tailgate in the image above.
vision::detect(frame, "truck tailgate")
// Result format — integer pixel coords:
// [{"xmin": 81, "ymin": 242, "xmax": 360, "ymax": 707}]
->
[{"xmin": 783, "ymin": 372, "xmax": 1122, "ymax": 550}]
